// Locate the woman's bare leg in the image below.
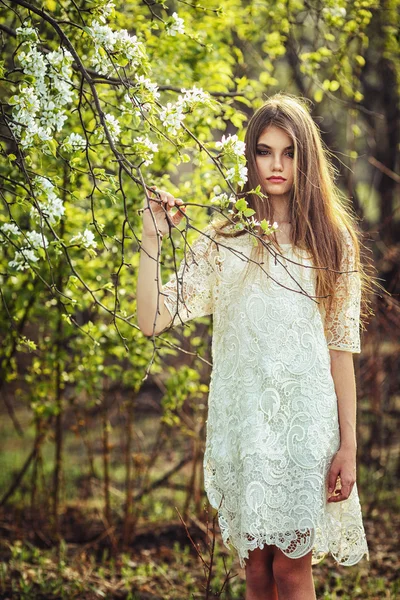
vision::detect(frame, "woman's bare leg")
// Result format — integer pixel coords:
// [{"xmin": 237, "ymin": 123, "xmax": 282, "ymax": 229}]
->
[
  {"xmin": 245, "ymin": 545, "xmax": 278, "ymax": 600},
  {"xmin": 272, "ymin": 548, "xmax": 316, "ymax": 600}
]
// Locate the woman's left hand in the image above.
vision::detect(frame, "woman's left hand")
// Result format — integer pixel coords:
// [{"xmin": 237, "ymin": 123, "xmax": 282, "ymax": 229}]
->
[{"xmin": 327, "ymin": 447, "xmax": 357, "ymax": 503}]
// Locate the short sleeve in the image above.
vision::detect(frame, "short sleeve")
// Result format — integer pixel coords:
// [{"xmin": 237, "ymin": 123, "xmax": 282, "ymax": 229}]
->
[
  {"xmin": 162, "ymin": 224, "xmax": 218, "ymax": 327},
  {"xmin": 323, "ymin": 230, "xmax": 362, "ymax": 353}
]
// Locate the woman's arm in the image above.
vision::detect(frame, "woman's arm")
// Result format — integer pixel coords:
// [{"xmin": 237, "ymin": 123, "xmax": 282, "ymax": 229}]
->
[
  {"xmin": 136, "ymin": 188, "xmax": 186, "ymax": 337},
  {"xmin": 327, "ymin": 348, "xmax": 358, "ymax": 503},
  {"xmin": 137, "ymin": 233, "xmax": 172, "ymax": 337}
]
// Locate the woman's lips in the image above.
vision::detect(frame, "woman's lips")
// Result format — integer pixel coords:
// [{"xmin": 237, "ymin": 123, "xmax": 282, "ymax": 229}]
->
[{"xmin": 267, "ymin": 177, "xmax": 286, "ymax": 183}]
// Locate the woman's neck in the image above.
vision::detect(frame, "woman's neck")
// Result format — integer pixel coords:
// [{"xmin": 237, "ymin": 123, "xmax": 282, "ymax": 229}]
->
[{"xmin": 270, "ymin": 196, "xmax": 291, "ymax": 223}]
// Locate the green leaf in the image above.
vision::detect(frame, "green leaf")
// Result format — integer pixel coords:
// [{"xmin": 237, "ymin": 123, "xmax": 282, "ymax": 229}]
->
[
  {"xmin": 235, "ymin": 198, "xmax": 248, "ymax": 212},
  {"xmin": 46, "ymin": 139, "xmax": 58, "ymax": 158},
  {"xmin": 260, "ymin": 219, "xmax": 270, "ymax": 231},
  {"xmin": 314, "ymin": 89, "xmax": 324, "ymax": 103},
  {"xmin": 354, "ymin": 90, "xmax": 364, "ymax": 102},
  {"xmin": 322, "ymin": 79, "xmax": 331, "ymax": 91},
  {"xmin": 67, "ymin": 275, "xmax": 79, "ymax": 289},
  {"xmin": 330, "ymin": 80, "xmax": 340, "ymax": 92},
  {"xmin": 243, "ymin": 208, "xmax": 255, "ymax": 217}
]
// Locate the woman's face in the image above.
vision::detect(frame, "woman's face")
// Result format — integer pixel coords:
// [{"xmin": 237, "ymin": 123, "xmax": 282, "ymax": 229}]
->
[{"xmin": 255, "ymin": 125, "xmax": 295, "ymax": 199}]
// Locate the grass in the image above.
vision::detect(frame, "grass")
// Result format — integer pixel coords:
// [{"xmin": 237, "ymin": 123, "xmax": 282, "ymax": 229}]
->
[
  {"xmin": 0, "ymin": 405, "xmax": 399, "ymax": 599},
  {"xmin": 0, "ymin": 532, "xmax": 399, "ymax": 600}
]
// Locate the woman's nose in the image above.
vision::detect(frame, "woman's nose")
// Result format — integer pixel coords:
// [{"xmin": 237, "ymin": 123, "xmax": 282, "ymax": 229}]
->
[
  {"xmin": 272, "ymin": 156, "xmax": 283, "ymax": 170},
  {"xmin": 272, "ymin": 155, "xmax": 282, "ymax": 171}
]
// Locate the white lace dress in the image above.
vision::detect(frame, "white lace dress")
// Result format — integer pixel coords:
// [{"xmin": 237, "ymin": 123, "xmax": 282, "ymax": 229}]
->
[{"xmin": 162, "ymin": 223, "xmax": 369, "ymax": 568}]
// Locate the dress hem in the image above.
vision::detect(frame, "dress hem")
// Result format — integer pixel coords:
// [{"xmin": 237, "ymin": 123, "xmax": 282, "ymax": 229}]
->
[{"xmin": 221, "ymin": 534, "xmax": 370, "ymax": 570}]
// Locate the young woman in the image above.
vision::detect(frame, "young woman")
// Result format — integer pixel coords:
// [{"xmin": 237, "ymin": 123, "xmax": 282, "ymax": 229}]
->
[{"xmin": 137, "ymin": 92, "xmax": 369, "ymax": 599}]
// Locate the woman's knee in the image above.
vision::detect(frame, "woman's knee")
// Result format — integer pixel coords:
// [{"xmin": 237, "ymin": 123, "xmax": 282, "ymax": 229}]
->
[
  {"xmin": 245, "ymin": 546, "xmax": 274, "ymax": 586},
  {"xmin": 272, "ymin": 549, "xmax": 312, "ymax": 589}
]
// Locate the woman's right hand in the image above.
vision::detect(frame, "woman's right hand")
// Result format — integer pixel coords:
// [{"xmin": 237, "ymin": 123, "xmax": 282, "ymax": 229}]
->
[{"xmin": 142, "ymin": 186, "xmax": 187, "ymax": 239}]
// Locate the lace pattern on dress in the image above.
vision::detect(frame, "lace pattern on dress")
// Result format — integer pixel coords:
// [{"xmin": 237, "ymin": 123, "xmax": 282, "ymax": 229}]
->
[
  {"xmin": 162, "ymin": 224, "xmax": 218, "ymax": 326},
  {"xmin": 160, "ymin": 223, "xmax": 368, "ymax": 568},
  {"xmin": 321, "ymin": 229, "xmax": 361, "ymax": 353}
]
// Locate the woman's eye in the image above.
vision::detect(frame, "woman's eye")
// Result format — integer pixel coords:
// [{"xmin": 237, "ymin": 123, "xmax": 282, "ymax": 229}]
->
[{"xmin": 256, "ymin": 149, "xmax": 294, "ymax": 158}]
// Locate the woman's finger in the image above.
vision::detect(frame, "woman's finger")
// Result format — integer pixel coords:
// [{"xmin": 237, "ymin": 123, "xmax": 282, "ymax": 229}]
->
[
  {"xmin": 170, "ymin": 204, "xmax": 187, "ymax": 226},
  {"xmin": 144, "ymin": 187, "xmax": 184, "ymax": 218},
  {"xmin": 328, "ymin": 465, "xmax": 340, "ymax": 494},
  {"xmin": 328, "ymin": 488, "xmax": 350, "ymax": 502},
  {"xmin": 327, "ymin": 476, "xmax": 355, "ymax": 502},
  {"xmin": 166, "ymin": 193, "xmax": 176, "ymax": 207},
  {"xmin": 148, "ymin": 188, "xmax": 171, "ymax": 213}
]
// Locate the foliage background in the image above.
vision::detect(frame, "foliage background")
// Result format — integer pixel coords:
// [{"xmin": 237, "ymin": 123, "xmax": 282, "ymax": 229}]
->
[{"xmin": 0, "ymin": 0, "xmax": 399, "ymax": 598}]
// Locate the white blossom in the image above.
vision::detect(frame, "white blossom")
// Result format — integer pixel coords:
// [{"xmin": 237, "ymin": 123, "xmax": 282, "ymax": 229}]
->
[
  {"xmin": 15, "ymin": 25, "xmax": 38, "ymax": 42},
  {"xmin": 9, "ymin": 248, "xmax": 39, "ymax": 271},
  {"xmin": 46, "ymin": 49, "xmax": 74, "ymax": 107},
  {"xmin": 259, "ymin": 219, "xmax": 279, "ymax": 231},
  {"xmin": 121, "ymin": 96, "xmax": 143, "ymax": 119},
  {"xmin": 44, "ymin": 196, "xmax": 65, "ymax": 224},
  {"xmin": 177, "ymin": 86, "xmax": 211, "ymax": 110},
  {"xmin": 216, "ymin": 134, "xmax": 246, "ymax": 157},
  {"xmin": 82, "ymin": 229, "xmax": 97, "ymax": 249},
  {"xmin": 216, "ymin": 134, "xmax": 247, "ymax": 187},
  {"xmin": 134, "ymin": 135, "xmax": 159, "ymax": 166},
  {"xmin": 18, "ymin": 45, "xmax": 47, "ymax": 79},
  {"xmin": 10, "ymin": 33, "xmax": 75, "ymax": 149},
  {"xmin": 0, "ymin": 222, "xmax": 21, "ymax": 237},
  {"xmin": 34, "ymin": 176, "xmax": 54, "ymax": 195},
  {"xmin": 88, "ymin": 20, "xmax": 147, "ymax": 75},
  {"xmin": 88, "ymin": 21, "xmax": 116, "ymax": 47},
  {"xmin": 40, "ymin": 107, "xmax": 68, "ymax": 133},
  {"xmin": 166, "ymin": 12, "xmax": 185, "ymax": 36},
  {"xmin": 31, "ymin": 176, "xmax": 65, "ymax": 225},
  {"xmin": 122, "ymin": 76, "xmax": 160, "ymax": 115},
  {"xmin": 26, "ymin": 230, "xmax": 49, "ymax": 249},
  {"xmin": 97, "ymin": 1, "xmax": 115, "ymax": 23},
  {"xmin": 322, "ymin": 6, "xmax": 346, "ymax": 18},
  {"xmin": 159, "ymin": 102, "xmax": 186, "ymax": 136},
  {"xmin": 114, "ymin": 30, "xmax": 144, "ymax": 63},
  {"xmin": 210, "ymin": 192, "xmax": 236, "ymax": 206},
  {"xmin": 135, "ymin": 75, "xmax": 160, "ymax": 99},
  {"xmin": 70, "ymin": 229, "xmax": 97, "ymax": 249},
  {"xmin": 10, "ymin": 87, "xmax": 40, "ymax": 145},
  {"xmin": 47, "ymin": 48, "xmax": 73, "ymax": 77},
  {"xmin": 62, "ymin": 132, "xmax": 87, "ymax": 153},
  {"xmin": 238, "ymin": 164, "xmax": 248, "ymax": 185},
  {"xmin": 226, "ymin": 164, "xmax": 248, "ymax": 187},
  {"xmin": 249, "ymin": 215, "xmax": 261, "ymax": 228},
  {"xmin": 104, "ymin": 113, "xmax": 121, "ymax": 143}
]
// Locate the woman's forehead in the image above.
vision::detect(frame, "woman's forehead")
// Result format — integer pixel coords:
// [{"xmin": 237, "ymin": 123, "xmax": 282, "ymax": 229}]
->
[{"xmin": 257, "ymin": 125, "xmax": 293, "ymax": 147}]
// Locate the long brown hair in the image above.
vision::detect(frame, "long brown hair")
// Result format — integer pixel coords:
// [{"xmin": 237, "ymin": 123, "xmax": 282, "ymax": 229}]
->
[{"xmin": 211, "ymin": 92, "xmax": 375, "ymax": 327}]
